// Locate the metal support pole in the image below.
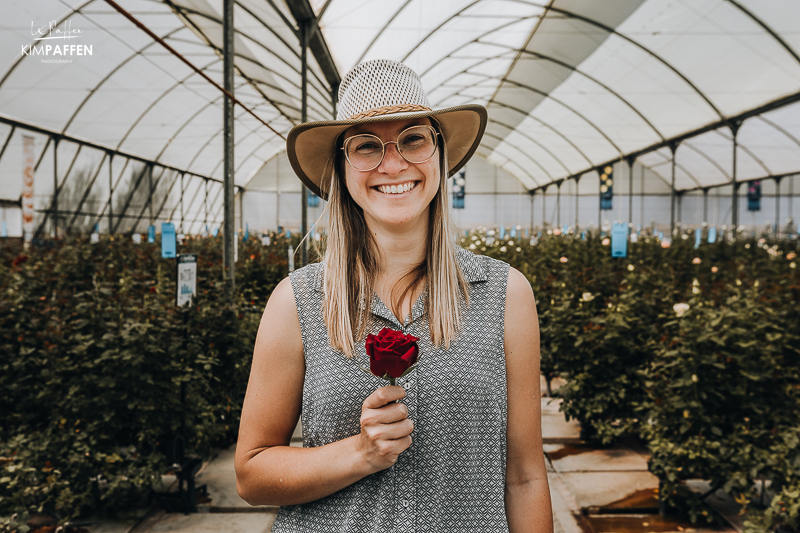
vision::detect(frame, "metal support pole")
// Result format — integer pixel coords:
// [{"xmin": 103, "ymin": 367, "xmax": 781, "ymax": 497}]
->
[
  {"xmin": 179, "ymin": 172, "xmax": 184, "ymax": 232},
  {"xmin": 597, "ymin": 172, "xmax": 601, "ymax": 231},
  {"xmin": 556, "ymin": 181, "xmax": 561, "ymax": 228},
  {"xmin": 529, "ymin": 192, "xmax": 534, "ymax": 234},
  {"xmin": 204, "ymin": 178, "xmax": 208, "ymax": 229},
  {"xmin": 731, "ymin": 122, "xmax": 741, "ymax": 237},
  {"xmin": 640, "ymin": 164, "xmax": 645, "ymax": 229},
  {"xmin": 574, "ymin": 176, "xmax": 580, "ymax": 230},
  {"xmin": 52, "ymin": 137, "xmax": 59, "ymax": 237},
  {"xmin": 627, "ymin": 159, "xmax": 634, "ymax": 231},
  {"xmin": 108, "ymin": 154, "xmax": 113, "ymax": 234},
  {"xmin": 670, "ymin": 144, "xmax": 677, "ymax": 237},
  {"xmin": 775, "ymin": 177, "xmax": 782, "ymax": 235},
  {"xmin": 223, "ymin": 0, "xmax": 236, "ymax": 286},
  {"xmin": 239, "ymin": 188, "xmax": 244, "ymax": 234},
  {"xmin": 677, "ymin": 192, "xmax": 683, "ymax": 227},
  {"xmin": 703, "ymin": 188, "xmax": 709, "ymax": 226},
  {"xmin": 542, "ymin": 186, "xmax": 547, "ymax": 229},
  {"xmin": 300, "ymin": 21, "xmax": 309, "ymax": 267}
]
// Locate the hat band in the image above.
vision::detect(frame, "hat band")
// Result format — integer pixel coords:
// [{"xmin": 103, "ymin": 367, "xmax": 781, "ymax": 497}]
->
[{"xmin": 347, "ymin": 103, "xmax": 432, "ymax": 120}]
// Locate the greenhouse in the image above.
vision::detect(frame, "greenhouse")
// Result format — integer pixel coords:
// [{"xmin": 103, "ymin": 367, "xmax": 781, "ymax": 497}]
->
[{"xmin": 1, "ymin": 0, "xmax": 799, "ymax": 532}]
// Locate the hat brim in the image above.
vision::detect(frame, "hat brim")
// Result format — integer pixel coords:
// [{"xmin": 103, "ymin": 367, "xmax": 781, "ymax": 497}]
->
[{"xmin": 286, "ymin": 104, "xmax": 487, "ymax": 200}]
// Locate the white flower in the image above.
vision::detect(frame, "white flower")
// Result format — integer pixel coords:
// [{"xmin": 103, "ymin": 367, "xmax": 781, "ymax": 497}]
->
[
  {"xmin": 673, "ymin": 303, "xmax": 690, "ymax": 317},
  {"xmin": 736, "ymin": 279, "xmax": 742, "ymax": 285},
  {"xmin": 692, "ymin": 257, "xmax": 701, "ymax": 265},
  {"xmin": 469, "ymin": 243, "xmax": 476, "ymax": 250},
  {"xmin": 754, "ymin": 280, "xmax": 759, "ymax": 287},
  {"xmin": 691, "ymin": 374, "xmax": 698, "ymax": 383},
  {"xmin": 791, "ymin": 262, "xmax": 796, "ymax": 269},
  {"xmin": 581, "ymin": 292, "xmax": 594, "ymax": 302},
  {"xmin": 602, "ymin": 238, "xmax": 610, "ymax": 246},
  {"xmin": 628, "ymin": 264, "xmax": 634, "ymax": 271},
  {"xmin": 500, "ymin": 246, "xmax": 507, "ymax": 252},
  {"xmin": 516, "ymin": 247, "xmax": 521, "ymax": 252},
  {"xmin": 508, "ymin": 240, "xmax": 514, "ymax": 245},
  {"xmin": 559, "ymin": 256, "xmax": 568, "ymax": 263}
]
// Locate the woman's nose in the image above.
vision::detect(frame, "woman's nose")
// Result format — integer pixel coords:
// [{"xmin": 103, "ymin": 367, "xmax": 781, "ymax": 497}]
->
[{"xmin": 378, "ymin": 142, "xmax": 408, "ymax": 175}]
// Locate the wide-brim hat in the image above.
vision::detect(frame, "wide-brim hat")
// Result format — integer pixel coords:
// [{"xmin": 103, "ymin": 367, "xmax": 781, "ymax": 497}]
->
[{"xmin": 286, "ymin": 59, "xmax": 487, "ymax": 200}]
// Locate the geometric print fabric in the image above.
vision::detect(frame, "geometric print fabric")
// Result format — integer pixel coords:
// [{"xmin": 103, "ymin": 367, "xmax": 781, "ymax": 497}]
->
[{"xmin": 272, "ymin": 247, "xmax": 511, "ymax": 532}]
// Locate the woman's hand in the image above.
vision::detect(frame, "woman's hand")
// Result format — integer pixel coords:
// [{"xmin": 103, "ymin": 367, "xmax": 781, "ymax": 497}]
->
[{"xmin": 357, "ymin": 385, "xmax": 414, "ymax": 471}]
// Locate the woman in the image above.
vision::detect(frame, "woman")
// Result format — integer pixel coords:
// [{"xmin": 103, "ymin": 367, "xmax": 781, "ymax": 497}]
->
[{"xmin": 235, "ymin": 59, "xmax": 553, "ymax": 533}]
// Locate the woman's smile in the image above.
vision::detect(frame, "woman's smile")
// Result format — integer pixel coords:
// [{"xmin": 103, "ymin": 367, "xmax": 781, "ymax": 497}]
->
[{"xmin": 373, "ymin": 180, "xmax": 419, "ymax": 195}]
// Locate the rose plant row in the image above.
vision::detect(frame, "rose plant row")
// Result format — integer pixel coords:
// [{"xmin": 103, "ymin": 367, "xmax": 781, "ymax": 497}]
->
[
  {"xmin": 0, "ymin": 233, "xmax": 300, "ymax": 526},
  {"xmin": 469, "ymin": 228, "xmax": 799, "ymax": 532}
]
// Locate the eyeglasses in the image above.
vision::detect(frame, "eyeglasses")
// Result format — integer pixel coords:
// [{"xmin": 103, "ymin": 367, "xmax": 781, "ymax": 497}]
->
[{"xmin": 342, "ymin": 125, "xmax": 439, "ymax": 172}]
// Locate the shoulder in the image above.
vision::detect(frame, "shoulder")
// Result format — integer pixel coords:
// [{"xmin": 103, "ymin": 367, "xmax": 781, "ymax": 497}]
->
[
  {"xmin": 505, "ymin": 266, "xmax": 537, "ymax": 319},
  {"xmin": 454, "ymin": 246, "xmax": 508, "ymax": 283}
]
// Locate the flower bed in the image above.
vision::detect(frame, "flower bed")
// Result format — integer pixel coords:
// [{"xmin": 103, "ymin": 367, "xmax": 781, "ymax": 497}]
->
[
  {"xmin": 0, "ymin": 233, "xmax": 297, "ymax": 523},
  {"xmin": 468, "ymin": 228, "xmax": 799, "ymax": 529},
  {"xmin": 1, "ymin": 228, "xmax": 798, "ymax": 530}
]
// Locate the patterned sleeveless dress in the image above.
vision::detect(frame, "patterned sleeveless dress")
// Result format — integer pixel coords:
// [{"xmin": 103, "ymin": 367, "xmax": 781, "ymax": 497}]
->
[{"xmin": 271, "ymin": 247, "xmax": 511, "ymax": 533}]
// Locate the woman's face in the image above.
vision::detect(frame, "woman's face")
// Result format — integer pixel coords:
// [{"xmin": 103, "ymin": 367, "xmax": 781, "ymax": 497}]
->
[{"xmin": 342, "ymin": 118, "xmax": 440, "ymax": 231}]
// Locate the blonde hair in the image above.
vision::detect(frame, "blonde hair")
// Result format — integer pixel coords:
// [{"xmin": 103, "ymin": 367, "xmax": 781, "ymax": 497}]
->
[{"xmin": 320, "ymin": 123, "xmax": 470, "ymax": 357}]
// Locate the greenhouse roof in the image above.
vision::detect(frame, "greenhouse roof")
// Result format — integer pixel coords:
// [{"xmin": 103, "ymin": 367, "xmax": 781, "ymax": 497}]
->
[{"xmin": 2, "ymin": 0, "xmax": 800, "ymax": 204}]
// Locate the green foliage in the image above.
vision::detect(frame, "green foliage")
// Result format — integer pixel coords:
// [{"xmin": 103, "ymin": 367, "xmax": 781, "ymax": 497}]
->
[
  {"xmin": 464, "ymin": 227, "xmax": 800, "ymax": 528},
  {"xmin": 0, "ymin": 233, "xmax": 293, "ymax": 522}
]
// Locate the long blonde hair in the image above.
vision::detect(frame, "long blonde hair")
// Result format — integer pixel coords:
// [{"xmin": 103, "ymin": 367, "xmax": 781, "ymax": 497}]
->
[{"xmin": 321, "ymin": 122, "xmax": 470, "ymax": 357}]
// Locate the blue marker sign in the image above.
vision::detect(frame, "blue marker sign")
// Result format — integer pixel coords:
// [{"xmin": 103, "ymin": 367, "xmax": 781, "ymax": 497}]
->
[
  {"xmin": 611, "ymin": 222, "xmax": 628, "ymax": 258},
  {"xmin": 147, "ymin": 225, "xmax": 156, "ymax": 243},
  {"xmin": 695, "ymin": 228, "xmax": 702, "ymax": 249},
  {"xmin": 161, "ymin": 222, "xmax": 176, "ymax": 258},
  {"xmin": 708, "ymin": 227, "xmax": 717, "ymax": 244}
]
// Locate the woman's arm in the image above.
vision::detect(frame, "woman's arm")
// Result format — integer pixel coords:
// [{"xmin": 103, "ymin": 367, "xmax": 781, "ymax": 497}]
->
[
  {"xmin": 504, "ymin": 267, "xmax": 554, "ymax": 533},
  {"xmin": 234, "ymin": 277, "xmax": 414, "ymax": 506}
]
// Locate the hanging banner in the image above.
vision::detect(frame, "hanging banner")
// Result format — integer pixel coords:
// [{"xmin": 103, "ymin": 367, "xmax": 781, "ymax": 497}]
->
[
  {"xmin": 708, "ymin": 227, "xmax": 717, "ymax": 244},
  {"xmin": 22, "ymin": 135, "xmax": 35, "ymax": 242},
  {"xmin": 161, "ymin": 222, "xmax": 176, "ymax": 258},
  {"xmin": 600, "ymin": 165, "xmax": 613, "ymax": 211},
  {"xmin": 611, "ymin": 222, "xmax": 627, "ymax": 258},
  {"xmin": 147, "ymin": 225, "xmax": 156, "ymax": 243},
  {"xmin": 452, "ymin": 171, "xmax": 465, "ymax": 209},
  {"xmin": 176, "ymin": 254, "xmax": 198, "ymax": 307}
]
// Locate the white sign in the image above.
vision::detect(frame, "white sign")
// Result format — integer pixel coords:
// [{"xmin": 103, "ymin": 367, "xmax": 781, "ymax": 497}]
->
[
  {"xmin": 22, "ymin": 136, "xmax": 35, "ymax": 242},
  {"xmin": 176, "ymin": 254, "xmax": 198, "ymax": 307},
  {"xmin": 132, "ymin": 234, "xmax": 142, "ymax": 244},
  {"xmin": 90, "ymin": 232, "xmax": 99, "ymax": 243},
  {"xmin": 262, "ymin": 235, "xmax": 270, "ymax": 246}
]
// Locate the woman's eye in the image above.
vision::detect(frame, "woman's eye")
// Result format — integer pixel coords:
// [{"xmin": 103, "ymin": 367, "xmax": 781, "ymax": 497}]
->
[
  {"xmin": 353, "ymin": 140, "xmax": 380, "ymax": 154},
  {"xmin": 401, "ymin": 134, "xmax": 426, "ymax": 147}
]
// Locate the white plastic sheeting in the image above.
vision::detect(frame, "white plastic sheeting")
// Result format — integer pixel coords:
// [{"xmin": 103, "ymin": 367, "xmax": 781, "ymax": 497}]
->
[
  {"xmin": 1, "ymin": 0, "xmax": 800, "ymax": 237},
  {"xmin": 315, "ymin": 0, "xmax": 800, "ymax": 191}
]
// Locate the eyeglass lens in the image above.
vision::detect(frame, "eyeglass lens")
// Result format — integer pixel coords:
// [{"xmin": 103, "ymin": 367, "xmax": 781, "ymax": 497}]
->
[{"xmin": 344, "ymin": 125, "xmax": 437, "ymax": 171}]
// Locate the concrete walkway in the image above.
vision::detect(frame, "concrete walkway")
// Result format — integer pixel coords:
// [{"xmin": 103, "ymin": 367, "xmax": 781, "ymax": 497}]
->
[{"xmin": 88, "ymin": 388, "xmax": 739, "ymax": 533}]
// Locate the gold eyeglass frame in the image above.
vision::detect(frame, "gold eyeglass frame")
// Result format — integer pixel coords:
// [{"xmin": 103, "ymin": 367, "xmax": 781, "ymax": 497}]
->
[{"xmin": 341, "ymin": 125, "xmax": 440, "ymax": 172}]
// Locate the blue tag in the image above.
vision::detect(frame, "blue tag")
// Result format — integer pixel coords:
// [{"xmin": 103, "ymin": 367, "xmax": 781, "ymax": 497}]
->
[
  {"xmin": 658, "ymin": 231, "xmax": 664, "ymax": 240},
  {"xmin": 147, "ymin": 225, "xmax": 156, "ymax": 243},
  {"xmin": 93, "ymin": 222, "xmax": 99, "ymax": 233},
  {"xmin": 581, "ymin": 231, "xmax": 586, "ymax": 240},
  {"xmin": 244, "ymin": 223, "xmax": 249, "ymax": 242},
  {"xmin": 510, "ymin": 227, "xmax": 516, "ymax": 238},
  {"xmin": 499, "ymin": 226, "xmax": 505, "ymax": 239},
  {"xmin": 161, "ymin": 222, "xmax": 176, "ymax": 258},
  {"xmin": 212, "ymin": 227, "xmax": 219, "ymax": 237},
  {"xmin": 1, "ymin": 221, "xmax": 7, "ymax": 238},
  {"xmin": 611, "ymin": 222, "xmax": 627, "ymax": 258},
  {"xmin": 562, "ymin": 225, "xmax": 568, "ymax": 235},
  {"xmin": 708, "ymin": 227, "xmax": 717, "ymax": 243},
  {"xmin": 285, "ymin": 229, "xmax": 291, "ymax": 238},
  {"xmin": 694, "ymin": 228, "xmax": 702, "ymax": 249}
]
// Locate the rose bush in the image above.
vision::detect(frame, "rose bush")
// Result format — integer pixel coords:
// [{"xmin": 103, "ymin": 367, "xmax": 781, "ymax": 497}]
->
[{"xmin": 0, "ymin": 232, "xmax": 296, "ymax": 522}]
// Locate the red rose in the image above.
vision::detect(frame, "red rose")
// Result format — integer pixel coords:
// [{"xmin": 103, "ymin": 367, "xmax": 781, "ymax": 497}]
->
[
  {"xmin": 365, "ymin": 328, "xmax": 419, "ymax": 382},
  {"xmin": 12, "ymin": 255, "xmax": 28, "ymax": 267}
]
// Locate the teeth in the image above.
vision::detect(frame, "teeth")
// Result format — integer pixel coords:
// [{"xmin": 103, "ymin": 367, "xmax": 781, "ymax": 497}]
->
[{"xmin": 378, "ymin": 182, "xmax": 416, "ymax": 194}]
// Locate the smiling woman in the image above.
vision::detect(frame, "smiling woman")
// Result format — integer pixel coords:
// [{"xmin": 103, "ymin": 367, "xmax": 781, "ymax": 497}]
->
[{"xmin": 235, "ymin": 59, "xmax": 553, "ymax": 533}]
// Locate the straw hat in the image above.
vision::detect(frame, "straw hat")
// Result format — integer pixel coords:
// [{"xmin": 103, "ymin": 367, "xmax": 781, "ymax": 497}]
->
[{"xmin": 286, "ymin": 59, "xmax": 487, "ymax": 200}]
